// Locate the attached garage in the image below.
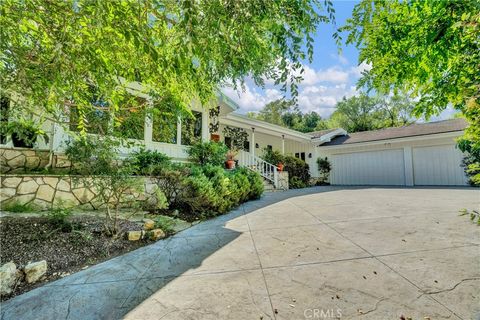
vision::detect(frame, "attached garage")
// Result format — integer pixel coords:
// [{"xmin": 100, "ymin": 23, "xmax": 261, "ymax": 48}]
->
[
  {"xmin": 412, "ymin": 144, "xmax": 467, "ymax": 186},
  {"xmin": 330, "ymin": 149, "xmax": 405, "ymax": 186},
  {"xmin": 318, "ymin": 119, "xmax": 468, "ymax": 186}
]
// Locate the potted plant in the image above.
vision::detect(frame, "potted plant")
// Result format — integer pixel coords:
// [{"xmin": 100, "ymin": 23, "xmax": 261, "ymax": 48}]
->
[
  {"xmin": 225, "ymin": 149, "xmax": 238, "ymax": 169},
  {"xmin": 4, "ymin": 119, "xmax": 49, "ymax": 148},
  {"xmin": 277, "ymin": 162, "xmax": 284, "ymax": 172}
]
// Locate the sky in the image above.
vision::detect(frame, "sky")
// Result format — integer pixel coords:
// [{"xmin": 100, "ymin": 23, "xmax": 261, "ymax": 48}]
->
[
  {"xmin": 221, "ymin": 1, "xmax": 456, "ymax": 121},
  {"xmin": 222, "ymin": 1, "xmax": 364, "ymax": 118}
]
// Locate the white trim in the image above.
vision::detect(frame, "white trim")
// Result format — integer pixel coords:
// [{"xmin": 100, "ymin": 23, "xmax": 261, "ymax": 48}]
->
[
  {"xmin": 318, "ymin": 131, "xmax": 463, "ymax": 150},
  {"xmin": 221, "ymin": 113, "xmax": 312, "ymax": 141},
  {"xmin": 311, "ymin": 128, "xmax": 347, "ymax": 144}
]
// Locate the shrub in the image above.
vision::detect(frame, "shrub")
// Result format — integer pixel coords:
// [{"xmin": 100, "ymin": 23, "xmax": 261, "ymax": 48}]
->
[
  {"xmin": 262, "ymin": 148, "xmax": 285, "ymax": 165},
  {"xmin": 237, "ymin": 167, "xmax": 264, "ymax": 200},
  {"xmin": 154, "ymin": 215, "xmax": 177, "ymax": 234},
  {"xmin": 1, "ymin": 201, "xmax": 36, "ymax": 212},
  {"xmin": 65, "ymin": 136, "xmax": 143, "ymax": 236},
  {"xmin": 130, "ymin": 149, "xmax": 170, "ymax": 175},
  {"xmin": 316, "ymin": 157, "xmax": 331, "ymax": 185},
  {"xmin": 284, "ymin": 155, "xmax": 310, "ymax": 188},
  {"xmin": 152, "ymin": 164, "xmax": 191, "ymax": 207},
  {"xmin": 153, "ymin": 164, "xmax": 264, "ymax": 221},
  {"xmin": 461, "ymin": 150, "xmax": 480, "ymax": 186},
  {"xmin": 44, "ymin": 207, "xmax": 74, "ymax": 232},
  {"xmin": 187, "ymin": 141, "xmax": 228, "ymax": 166}
]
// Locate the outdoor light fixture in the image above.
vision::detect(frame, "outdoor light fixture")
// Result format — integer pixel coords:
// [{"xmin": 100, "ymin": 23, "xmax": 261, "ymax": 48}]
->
[
  {"xmin": 255, "ymin": 143, "xmax": 259, "ymax": 148},
  {"xmin": 308, "ymin": 153, "xmax": 312, "ymax": 158}
]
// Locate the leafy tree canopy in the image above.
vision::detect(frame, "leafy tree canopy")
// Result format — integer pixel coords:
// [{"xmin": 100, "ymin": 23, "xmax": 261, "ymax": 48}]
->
[
  {"xmin": 340, "ymin": 0, "xmax": 479, "ymax": 182},
  {"xmin": 0, "ymin": 0, "xmax": 335, "ymax": 134},
  {"xmin": 249, "ymin": 93, "xmax": 415, "ymax": 134},
  {"xmin": 247, "ymin": 98, "xmax": 325, "ymax": 133}
]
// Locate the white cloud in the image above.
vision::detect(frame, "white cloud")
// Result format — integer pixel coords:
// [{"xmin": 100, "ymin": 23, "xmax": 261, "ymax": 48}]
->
[
  {"xmin": 221, "ymin": 84, "xmax": 282, "ymax": 112},
  {"xmin": 221, "ymin": 62, "xmax": 367, "ymax": 118},
  {"xmin": 330, "ymin": 53, "xmax": 349, "ymax": 65},
  {"xmin": 300, "ymin": 65, "xmax": 349, "ymax": 85},
  {"xmin": 349, "ymin": 61, "xmax": 372, "ymax": 78},
  {"xmin": 297, "ymin": 84, "xmax": 358, "ymax": 117}
]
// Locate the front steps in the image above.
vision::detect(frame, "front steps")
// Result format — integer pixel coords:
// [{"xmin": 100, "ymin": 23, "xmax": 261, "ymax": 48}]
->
[{"xmin": 263, "ymin": 179, "xmax": 282, "ymax": 192}]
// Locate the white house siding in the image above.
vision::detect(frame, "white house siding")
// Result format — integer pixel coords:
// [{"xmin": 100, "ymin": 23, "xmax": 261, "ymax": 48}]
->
[{"xmin": 318, "ymin": 133, "xmax": 467, "ymax": 186}]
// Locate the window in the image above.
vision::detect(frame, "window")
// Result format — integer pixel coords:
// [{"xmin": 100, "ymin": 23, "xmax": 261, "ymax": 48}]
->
[
  {"xmin": 113, "ymin": 97, "xmax": 146, "ymax": 140},
  {"xmin": 0, "ymin": 97, "xmax": 9, "ymax": 144},
  {"xmin": 243, "ymin": 140, "xmax": 250, "ymax": 152},
  {"xmin": 295, "ymin": 152, "xmax": 306, "ymax": 161},
  {"xmin": 267, "ymin": 145, "xmax": 273, "ymax": 151},
  {"xmin": 224, "ymin": 136, "xmax": 232, "ymax": 148},
  {"xmin": 69, "ymin": 106, "xmax": 111, "ymax": 135},
  {"xmin": 152, "ymin": 113, "xmax": 177, "ymax": 144},
  {"xmin": 181, "ymin": 111, "xmax": 202, "ymax": 145}
]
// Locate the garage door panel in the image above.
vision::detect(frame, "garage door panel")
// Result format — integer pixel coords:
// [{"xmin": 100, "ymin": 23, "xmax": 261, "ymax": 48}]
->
[
  {"xmin": 330, "ymin": 149, "xmax": 405, "ymax": 186},
  {"xmin": 413, "ymin": 145, "xmax": 466, "ymax": 186}
]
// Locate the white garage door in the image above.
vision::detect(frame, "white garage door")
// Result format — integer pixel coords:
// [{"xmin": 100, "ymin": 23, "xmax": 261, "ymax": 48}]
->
[
  {"xmin": 330, "ymin": 149, "xmax": 405, "ymax": 185},
  {"xmin": 413, "ymin": 144, "xmax": 466, "ymax": 185}
]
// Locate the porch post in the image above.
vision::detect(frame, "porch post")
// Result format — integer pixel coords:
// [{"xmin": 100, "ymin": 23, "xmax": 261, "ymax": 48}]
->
[
  {"xmin": 201, "ymin": 110, "xmax": 209, "ymax": 142},
  {"xmin": 176, "ymin": 117, "xmax": 182, "ymax": 145},
  {"xmin": 251, "ymin": 127, "xmax": 255, "ymax": 157},
  {"xmin": 281, "ymin": 134, "xmax": 285, "ymax": 155},
  {"xmin": 144, "ymin": 107, "xmax": 153, "ymax": 147}
]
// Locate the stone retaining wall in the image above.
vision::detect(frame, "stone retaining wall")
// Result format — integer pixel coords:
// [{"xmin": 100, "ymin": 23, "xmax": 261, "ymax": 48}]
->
[
  {"xmin": 0, "ymin": 147, "xmax": 71, "ymax": 174},
  {"xmin": 0, "ymin": 175, "xmax": 157, "ymax": 211}
]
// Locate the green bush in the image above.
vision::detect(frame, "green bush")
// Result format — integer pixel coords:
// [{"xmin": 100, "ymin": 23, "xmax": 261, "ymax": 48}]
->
[
  {"xmin": 284, "ymin": 155, "xmax": 310, "ymax": 189},
  {"xmin": 262, "ymin": 148, "xmax": 285, "ymax": 165},
  {"xmin": 187, "ymin": 141, "xmax": 228, "ymax": 166},
  {"xmin": 130, "ymin": 148, "xmax": 170, "ymax": 175},
  {"xmin": 44, "ymin": 207, "xmax": 74, "ymax": 232},
  {"xmin": 316, "ymin": 157, "xmax": 331, "ymax": 185},
  {"xmin": 237, "ymin": 167, "xmax": 264, "ymax": 200},
  {"xmin": 153, "ymin": 164, "xmax": 264, "ymax": 220},
  {"xmin": 154, "ymin": 215, "xmax": 177, "ymax": 234}
]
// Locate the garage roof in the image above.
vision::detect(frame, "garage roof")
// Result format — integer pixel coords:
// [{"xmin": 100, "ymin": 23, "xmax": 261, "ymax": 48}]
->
[{"xmin": 321, "ymin": 118, "xmax": 468, "ymax": 146}]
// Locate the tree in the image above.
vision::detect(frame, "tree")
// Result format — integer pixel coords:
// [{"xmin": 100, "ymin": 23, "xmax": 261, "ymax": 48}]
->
[
  {"xmin": 377, "ymin": 94, "xmax": 415, "ymax": 128},
  {"xmin": 249, "ymin": 99, "xmax": 294, "ymax": 126},
  {"xmin": 341, "ymin": 0, "xmax": 480, "ymax": 184},
  {"xmin": 1, "ymin": 0, "xmax": 335, "ymax": 134},
  {"xmin": 331, "ymin": 94, "xmax": 382, "ymax": 132},
  {"xmin": 248, "ymin": 99, "xmax": 324, "ymax": 133}
]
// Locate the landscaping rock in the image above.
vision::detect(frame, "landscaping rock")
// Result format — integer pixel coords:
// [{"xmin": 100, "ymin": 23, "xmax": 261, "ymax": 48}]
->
[
  {"xmin": 128, "ymin": 231, "xmax": 143, "ymax": 241},
  {"xmin": 0, "ymin": 262, "xmax": 19, "ymax": 295},
  {"xmin": 2, "ymin": 177, "xmax": 22, "ymax": 188},
  {"xmin": 17, "ymin": 180, "xmax": 39, "ymax": 195},
  {"xmin": 143, "ymin": 219, "xmax": 155, "ymax": 231},
  {"xmin": 149, "ymin": 228, "xmax": 166, "ymax": 241},
  {"xmin": 24, "ymin": 260, "xmax": 47, "ymax": 284},
  {"xmin": 36, "ymin": 184, "xmax": 55, "ymax": 202}
]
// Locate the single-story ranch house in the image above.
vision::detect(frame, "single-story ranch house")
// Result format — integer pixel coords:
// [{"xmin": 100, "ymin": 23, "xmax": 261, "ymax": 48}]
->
[{"xmin": 0, "ymin": 88, "xmax": 468, "ymax": 188}]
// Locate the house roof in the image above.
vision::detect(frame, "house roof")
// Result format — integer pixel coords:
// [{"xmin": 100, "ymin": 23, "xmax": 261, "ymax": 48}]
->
[
  {"xmin": 320, "ymin": 118, "xmax": 468, "ymax": 146},
  {"xmin": 308, "ymin": 128, "xmax": 339, "ymax": 139}
]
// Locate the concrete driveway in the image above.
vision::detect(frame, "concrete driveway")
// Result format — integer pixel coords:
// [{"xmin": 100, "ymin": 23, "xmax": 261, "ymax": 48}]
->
[{"xmin": 2, "ymin": 187, "xmax": 479, "ymax": 320}]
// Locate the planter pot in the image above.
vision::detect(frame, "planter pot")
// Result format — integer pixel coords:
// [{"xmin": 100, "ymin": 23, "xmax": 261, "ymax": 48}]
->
[
  {"xmin": 225, "ymin": 160, "xmax": 235, "ymax": 169},
  {"xmin": 277, "ymin": 163, "xmax": 284, "ymax": 172},
  {"xmin": 11, "ymin": 132, "xmax": 36, "ymax": 148}
]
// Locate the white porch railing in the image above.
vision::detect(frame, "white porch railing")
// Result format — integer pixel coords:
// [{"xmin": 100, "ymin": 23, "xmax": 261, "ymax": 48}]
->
[{"xmin": 238, "ymin": 150, "xmax": 278, "ymax": 188}]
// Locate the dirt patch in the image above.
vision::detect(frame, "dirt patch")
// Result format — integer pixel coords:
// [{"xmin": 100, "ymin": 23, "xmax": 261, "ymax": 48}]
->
[{"xmin": 0, "ymin": 216, "xmax": 152, "ymax": 301}]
